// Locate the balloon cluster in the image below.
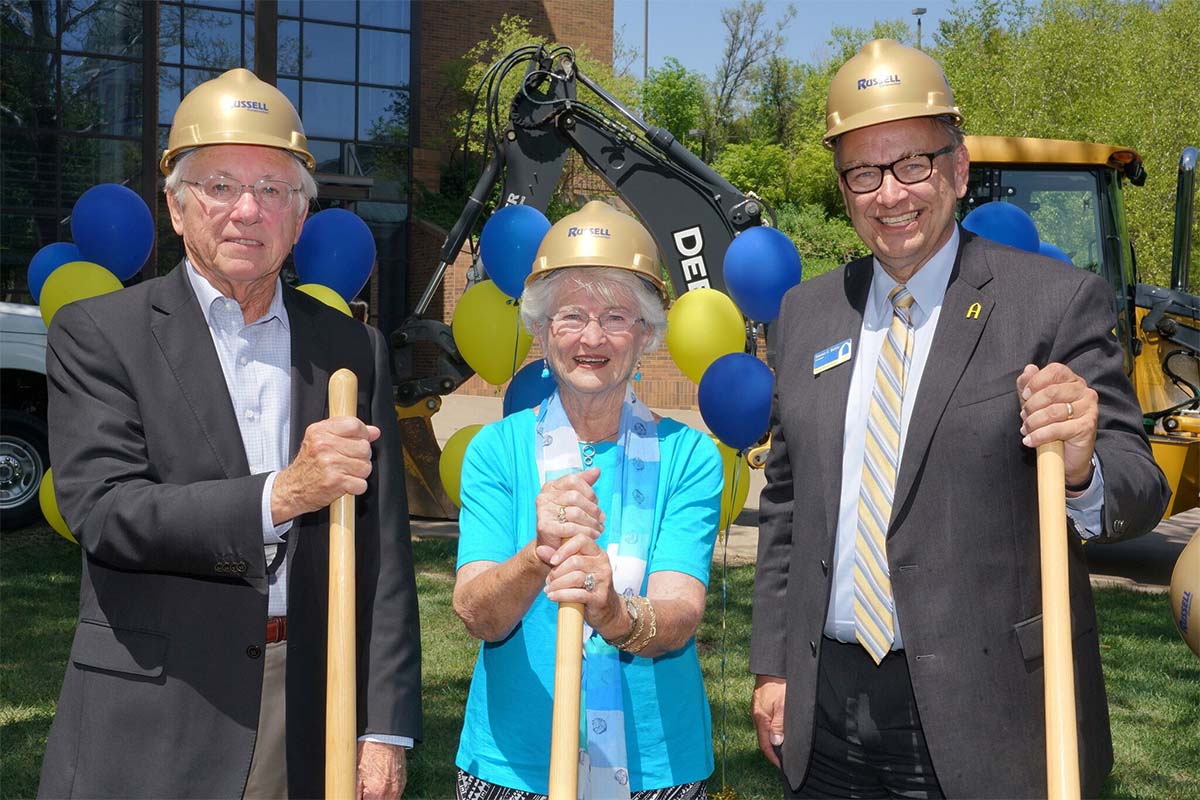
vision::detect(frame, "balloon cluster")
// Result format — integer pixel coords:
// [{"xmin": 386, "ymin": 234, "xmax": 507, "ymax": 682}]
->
[
  {"xmin": 961, "ymin": 202, "xmax": 1073, "ymax": 264},
  {"xmin": 666, "ymin": 226, "xmax": 798, "ymax": 458},
  {"xmin": 27, "ymin": 184, "xmax": 156, "ymax": 543},
  {"xmin": 293, "ymin": 208, "xmax": 377, "ymax": 316},
  {"xmin": 28, "ymin": 184, "xmax": 153, "ymax": 328},
  {"xmin": 438, "ymin": 205, "xmax": 552, "ymax": 503}
]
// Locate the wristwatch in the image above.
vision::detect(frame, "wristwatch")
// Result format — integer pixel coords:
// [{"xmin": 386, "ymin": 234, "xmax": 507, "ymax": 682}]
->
[{"xmin": 604, "ymin": 595, "xmax": 639, "ymax": 647}]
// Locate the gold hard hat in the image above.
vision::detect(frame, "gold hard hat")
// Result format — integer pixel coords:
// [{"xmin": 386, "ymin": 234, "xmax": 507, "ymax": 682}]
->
[
  {"xmin": 527, "ymin": 201, "xmax": 667, "ymax": 302},
  {"xmin": 824, "ymin": 39, "xmax": 962, "ymax": 148},
  {"xmin": 159, "ymin": 68, "xmax": 314, "ymax": 175}
]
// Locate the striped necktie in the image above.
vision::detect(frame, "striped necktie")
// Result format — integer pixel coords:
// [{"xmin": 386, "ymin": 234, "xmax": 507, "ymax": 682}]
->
[{"xmin": 855, "ymin": 284, "xmax": 916, "ymax": 664}]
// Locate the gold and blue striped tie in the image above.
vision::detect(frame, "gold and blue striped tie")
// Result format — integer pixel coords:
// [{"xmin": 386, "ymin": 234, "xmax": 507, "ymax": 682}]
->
[{"xmin": 854, "ymin": 285, "xmax": 916, "ymax": 664}]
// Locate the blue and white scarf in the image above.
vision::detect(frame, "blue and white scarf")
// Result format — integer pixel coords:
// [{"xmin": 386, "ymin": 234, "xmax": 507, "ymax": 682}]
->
[{"xmin": 535, "ymin": 386, "xmax": 660, "ymax": 800}]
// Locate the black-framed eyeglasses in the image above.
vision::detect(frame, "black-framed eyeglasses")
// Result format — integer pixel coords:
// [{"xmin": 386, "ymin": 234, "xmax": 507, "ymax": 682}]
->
[
  {"xmin": 838, "ymin": 144, "xmax": 957, "ymax": 194},
  {"xmin": 180, "ymin": 175, "xmax": 301, "ymax": 212},
  {"xmin": 549, "ymin": 309, "xmax": 644, "ymax": 335}
]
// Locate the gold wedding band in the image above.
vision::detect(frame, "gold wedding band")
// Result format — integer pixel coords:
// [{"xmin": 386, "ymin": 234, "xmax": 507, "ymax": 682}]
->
[
  {"xmin": 556, "ymin": 505, "xmax": 567, "ymax": 524},
  {"xmin": 1066, "ymin": 401, "xmax": 1074, "ymax": 419}
]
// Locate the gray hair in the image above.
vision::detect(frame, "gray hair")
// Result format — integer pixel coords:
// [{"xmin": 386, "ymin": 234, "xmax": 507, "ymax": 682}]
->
[
  {"xmin": 163, "ymin": 149, "xmax": 317, "ymax": 215},
  {"xmin": 520, "ymin": 267, "xmax": 667, "ymax": 352}
]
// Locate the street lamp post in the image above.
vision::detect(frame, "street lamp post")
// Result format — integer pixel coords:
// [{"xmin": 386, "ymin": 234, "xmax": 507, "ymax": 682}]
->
[{"xmin": 912, "ymin": 7, "xmax": 927, "ymax": 50}]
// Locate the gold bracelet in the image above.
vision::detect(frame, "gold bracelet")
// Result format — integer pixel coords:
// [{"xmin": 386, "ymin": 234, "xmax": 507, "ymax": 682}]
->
[{"xmin": 626, "ymin": 597, "xmax": 658, "ymax": 654}]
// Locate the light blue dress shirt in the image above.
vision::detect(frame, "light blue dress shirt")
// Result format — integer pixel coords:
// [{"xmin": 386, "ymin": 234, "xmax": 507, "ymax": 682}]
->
[
  {"xmin": 824, "ymin": 229, "xmax": 1105, "ymax": 648},
  {"xmin": 186, "ymin": 261, "xmax": 292, "ymax": 617}
]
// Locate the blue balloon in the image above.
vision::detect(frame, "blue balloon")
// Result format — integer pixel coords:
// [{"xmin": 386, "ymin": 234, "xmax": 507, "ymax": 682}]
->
[
  {"xmin": 479, "ymin": 205, "xmax": 552, "ymax": 299},
  {"xmin": 503, "ymin": 359, "xmax": 557, "ymax": 417},
  {"xmin": 698, "ymin": 353, "xmax": 774, "ymax": 451},
  {"xmin": 723, "ymin": 226, "xmax": 802, "ymax": 322},
  {"xmin": 961, "ymin": 202, "xmax": 1040, "ymax": 253},
  {"xmin": 293, "ymin": 209, "xmax": 377, "ymax": 303},
  {"xmin": 70, "ymin": 184, "xmax": 154, "ymax": 280},
  {"xmin": 1038, "ymin": 241, "xmax": 1073, "ymax": 264},
  {"xmin": 27, "ymin": 242, "xmax": 83, "ymax": 302}
]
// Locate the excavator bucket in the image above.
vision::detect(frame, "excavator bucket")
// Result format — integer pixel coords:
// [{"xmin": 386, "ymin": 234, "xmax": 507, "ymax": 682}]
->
[{"xmin": 396, "ymin": 396, "xmax": 459, "ymax": 520}]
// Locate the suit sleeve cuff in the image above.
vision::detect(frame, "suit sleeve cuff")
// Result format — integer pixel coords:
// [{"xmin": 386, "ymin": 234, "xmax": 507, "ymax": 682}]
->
[{"xmin": 358, "ymin": 734, "xmax": 414, "ymax": 748}]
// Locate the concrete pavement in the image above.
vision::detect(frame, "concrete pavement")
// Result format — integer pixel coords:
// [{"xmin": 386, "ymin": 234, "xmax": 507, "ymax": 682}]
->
[{"xmin": 413, "ymin": 393, "xmax": 1198, "ymax": 591}]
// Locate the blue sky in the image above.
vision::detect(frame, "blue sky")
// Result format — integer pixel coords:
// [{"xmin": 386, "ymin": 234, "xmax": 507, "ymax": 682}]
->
[{"xmin": 613, "ymin": 0, "xmax": 957, "ymax": 79}]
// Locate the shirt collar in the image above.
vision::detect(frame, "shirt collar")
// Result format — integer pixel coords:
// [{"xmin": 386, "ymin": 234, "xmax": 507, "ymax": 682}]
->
[
  {"xmin": 185, "ymin": 258, "xmax": 290, "ymax": 332},
  {"xmin": 869, "ymin": 224, "xmax": 960, "ymax": 324}
]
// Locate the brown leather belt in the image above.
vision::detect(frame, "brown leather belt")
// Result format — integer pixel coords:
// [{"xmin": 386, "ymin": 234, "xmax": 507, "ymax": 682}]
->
[{"xmin": 266, "ymin": 616, "xmax": 287, "ymax": 643}]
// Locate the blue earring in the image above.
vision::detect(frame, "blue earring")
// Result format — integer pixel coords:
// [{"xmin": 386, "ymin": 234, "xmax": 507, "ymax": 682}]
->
[
  {"xmin": 540, "ymin": 365, "xmax": 551, "ymax": 379},
  {"xmin": 633, "ymin": 361, "xmax": 642, "ymax": 382}
]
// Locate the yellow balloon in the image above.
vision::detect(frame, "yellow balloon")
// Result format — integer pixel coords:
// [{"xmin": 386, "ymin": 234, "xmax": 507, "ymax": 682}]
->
[
  {"xmin": 39, "ymin": 260, "xmax": 123, "ymax": 327},
  {"xmin": 452, "ymin": 280, "xmax": 533, "ymax": 385},
  {"xmin": 1171, "ymin": 529, "xmax": 1200, "ymax": 660},
  {"xmin": 438, "ymin": 424, "xmax": 484, "ymax": 508},
  {"xmin": 666, "ymin": 288, "xmax": 745, "ymax": 383},
  {"xmin": 714, "ymin": 440, "xmax": 751, "ymax": 529},
  {"xmin": 39, "ymin": 469, "xmax": 77, "ymax": 545},
  {"xmin": 297, "ymin": 283, "xmax": 352, "ymax": 316}
]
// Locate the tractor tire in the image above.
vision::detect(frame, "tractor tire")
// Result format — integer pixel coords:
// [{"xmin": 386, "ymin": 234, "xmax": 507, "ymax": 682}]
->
[{"xmin": 1, "ymin": 410, "xmax": 49, "ymax": 531}]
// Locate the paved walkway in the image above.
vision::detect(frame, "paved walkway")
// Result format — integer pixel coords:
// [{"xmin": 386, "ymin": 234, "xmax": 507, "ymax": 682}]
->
[{"xmin": 413, "ymin": 394, "xmax": 1198, "ymax": 592}]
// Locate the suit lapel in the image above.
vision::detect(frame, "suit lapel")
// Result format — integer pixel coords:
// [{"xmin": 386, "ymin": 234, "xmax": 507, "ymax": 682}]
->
[
  {"xmin": 817, "ymin": 259, "xmax": 873, "ymax": 539},
  {"xmin": 149, "ymin": 263, "xmax": 250, "ymax": 478},
  {"xmin": 892, "ymin": 234, "xmax": 994, "ymax": 522},
  {"xmin": 282, "ymin": 284, "xmax": 329, "ymax": 460}
]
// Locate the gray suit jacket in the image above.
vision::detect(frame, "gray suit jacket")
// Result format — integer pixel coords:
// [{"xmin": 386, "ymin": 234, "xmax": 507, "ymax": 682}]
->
[
  {"xmin": 38, "ymin": 264, "xmax": 422, "ymax": 799},
  {"xmin": 750, "ymin": 231, "xmax": 1169, "ymax": 798}
]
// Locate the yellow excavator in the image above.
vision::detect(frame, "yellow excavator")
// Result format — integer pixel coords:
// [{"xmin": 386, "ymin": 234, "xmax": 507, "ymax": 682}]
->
[
  {"xmin": 963, "ymin": 136, "xmax": 1199, "ymax": 516},
  {"xmin": 390, "ymin": 46, "xmax": 1199, "ymax": 520}
]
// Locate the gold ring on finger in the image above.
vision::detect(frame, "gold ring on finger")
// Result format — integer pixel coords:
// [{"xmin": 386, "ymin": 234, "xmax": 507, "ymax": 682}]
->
[
  {"xmin": 1066, "ymin": 401, "xmax": 1074, "ymax": 419},
  {"xmin": 556, "ymin": 504, "xmax": 567, "ymax": 524}
]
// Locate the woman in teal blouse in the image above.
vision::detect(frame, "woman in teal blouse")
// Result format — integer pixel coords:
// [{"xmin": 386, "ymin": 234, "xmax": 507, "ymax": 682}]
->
[{"xmin": 452, "ymin": 203, "xmax": 723, "ymax": 799}]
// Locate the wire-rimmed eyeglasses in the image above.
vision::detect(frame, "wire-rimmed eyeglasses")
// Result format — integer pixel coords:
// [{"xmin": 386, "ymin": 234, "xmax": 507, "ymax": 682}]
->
[
  {"xmin": 838, "ymin": 144, "xmax": 957, "ymax": 194},
  {"xmin": 180, "ymin": 175, "xmax": 301, "ymax": 211},
  {"xmin": 548, "ymin": 309, "xmax": 643, "ymax": 335}
]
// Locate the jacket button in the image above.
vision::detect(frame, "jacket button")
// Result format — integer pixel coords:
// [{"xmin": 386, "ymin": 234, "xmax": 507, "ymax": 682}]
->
[
  {"xmin": 215, "ymin": 562, "xmax": 226, "ymax": 574},
  {"xmin": 246, "ymin": 645, "xmax": 262, "ymax": 659},
  {"xmin": 235, "ymin": 561, "xmax": 247, "ymax": 574},
  {"xmin": 1113, "ymin": 519, "xmax": 1127, "ymax": 534},
  {"xmin": 810, "ymin": 640, "xmax": 818, "ymax": 657},
  {"xmin": 820, "ymin": 559, "xmax": 829, "ymax": 575}
]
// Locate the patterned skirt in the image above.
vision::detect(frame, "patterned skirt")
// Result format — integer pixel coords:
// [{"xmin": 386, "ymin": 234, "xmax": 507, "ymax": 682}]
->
[{"xmin": 455, "ymin": 769, "xmax": 707, "ymax": 800}]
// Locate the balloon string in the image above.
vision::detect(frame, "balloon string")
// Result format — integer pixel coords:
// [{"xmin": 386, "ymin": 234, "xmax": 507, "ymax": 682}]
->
[
  {"xmin": 509, "ymin": 297, "xmax": 523, "ymax": 390},
  {"xmin": 718, "ymin": 451, "xmax": 743, "ymax": 794}
]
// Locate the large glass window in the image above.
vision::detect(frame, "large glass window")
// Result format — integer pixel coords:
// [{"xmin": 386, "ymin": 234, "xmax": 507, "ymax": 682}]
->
[
  {"xmin": 0, "ymin": 0, "xmax": 147, "ymax": 301},
  {"xmin": 0, "ymin": 0, "xmax": 413, "ymax": 313}
]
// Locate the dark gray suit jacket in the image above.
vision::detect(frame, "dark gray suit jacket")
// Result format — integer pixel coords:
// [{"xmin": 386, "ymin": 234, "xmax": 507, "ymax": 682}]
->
[
  {"xmin": 38, "ymin": 264, "xmax": 422, "ymax": 799},
  {"xmin": 750, "ymin": 231, "xmax": 1169, "ymax": 798}
]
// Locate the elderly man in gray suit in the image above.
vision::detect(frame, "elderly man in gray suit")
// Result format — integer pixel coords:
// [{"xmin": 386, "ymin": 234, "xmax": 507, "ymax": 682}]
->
[
  {"xmin": 750, "ymin": 40, "xmax": 1169, "ymax": 798},
  {"xmin": 38, "ymin": 68, "xmax": 421, "ymax": 799}
]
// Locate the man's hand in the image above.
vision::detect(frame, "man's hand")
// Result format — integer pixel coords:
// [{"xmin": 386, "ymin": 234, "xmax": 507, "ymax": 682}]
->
[
  {"xmin": 752, "ymin": 675, "xmax": 787, "ymax": 768},
  {"xmin": 1017, "ymin": 363, "xmax": 1098, "ymax": 490},
  {"xmin": 271, "ymin": 417, "xmax": 380, "ymax": 524},
  {"xmin": 356, "ymin": 741, "xmax": 406, "ymax": 800}
]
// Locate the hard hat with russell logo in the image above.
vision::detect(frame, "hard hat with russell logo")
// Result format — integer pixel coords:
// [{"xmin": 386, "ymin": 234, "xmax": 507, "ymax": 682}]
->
[
  {"xmin": 159, "ymin": 68, "xmax": 314, "ymax": 175},
  {"xmin": 824, "ymin": 39, "xmax": 962, "ymax": 148},
  {"xmin": 528, "ymin": 201, "xmax": 667, "ymax": 303}
]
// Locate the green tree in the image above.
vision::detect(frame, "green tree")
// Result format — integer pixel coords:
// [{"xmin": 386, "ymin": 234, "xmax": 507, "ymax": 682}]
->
[
  {"xmin": 641, "ymin": 56, "xmax": 706, "ymax": 151},
  {"xmin": 749, "ymin": 55, "xmax": 803, "ymax": 144},
  {"xmin": 934, "ymin": 0, "xmax": 1200, "ymax": 286}
]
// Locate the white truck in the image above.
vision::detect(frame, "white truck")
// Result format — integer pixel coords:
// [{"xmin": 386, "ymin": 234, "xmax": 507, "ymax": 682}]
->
[{"xmin": 0, "ymin": 302, "xmax": 49, "ymax": 530}]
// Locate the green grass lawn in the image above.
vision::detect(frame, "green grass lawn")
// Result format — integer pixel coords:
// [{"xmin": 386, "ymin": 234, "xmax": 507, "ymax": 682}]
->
[{"xmin": 3, "ymin": 527, "xmax": 1198, "ymax": 799}]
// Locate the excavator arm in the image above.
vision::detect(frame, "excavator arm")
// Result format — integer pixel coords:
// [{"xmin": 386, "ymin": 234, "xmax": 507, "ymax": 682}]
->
[{"xmin": 393, "ymin": 47, "xmax": 768, "ymax": 516}]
